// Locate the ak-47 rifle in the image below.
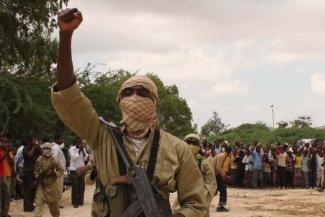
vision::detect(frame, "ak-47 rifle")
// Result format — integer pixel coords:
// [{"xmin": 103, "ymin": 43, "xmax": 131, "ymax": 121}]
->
[
  {"xmin": 38, "ymin": 164, "xmax": 56, "ymax": 190},
  {"xmin": 100, "ymin": 117, "xmax": 163, "ymax": 217}
]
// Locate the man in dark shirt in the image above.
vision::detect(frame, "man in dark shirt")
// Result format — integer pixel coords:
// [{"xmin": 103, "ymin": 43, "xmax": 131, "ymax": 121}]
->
[{"xmin": 22, "ymin": 137, "xmax": 42, "ymax": 212}]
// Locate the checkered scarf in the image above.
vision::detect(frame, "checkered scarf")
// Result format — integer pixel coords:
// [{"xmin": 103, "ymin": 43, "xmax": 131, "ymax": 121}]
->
[{"xmin": 117, "ymin": 75, "xmax": 158, "ymax": 138}]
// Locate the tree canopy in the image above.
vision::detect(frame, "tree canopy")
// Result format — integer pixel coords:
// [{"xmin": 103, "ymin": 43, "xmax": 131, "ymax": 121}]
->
[
  {"xmin": 209, "ymin": 120, "xmax": 325, "ymax": 146},
  {"xmin": 201, "ymin": 111, "xmax": 228, "ymax": 137}
]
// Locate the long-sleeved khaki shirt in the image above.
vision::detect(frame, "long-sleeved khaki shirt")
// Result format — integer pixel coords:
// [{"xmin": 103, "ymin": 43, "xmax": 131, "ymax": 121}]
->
[
  {"xmin": 51, "ymin": 82, "xmax": 208, "ymax": 217},
  {"xmin": 34, "ymin": 156, "xmax": 64, "ymax": 202}
]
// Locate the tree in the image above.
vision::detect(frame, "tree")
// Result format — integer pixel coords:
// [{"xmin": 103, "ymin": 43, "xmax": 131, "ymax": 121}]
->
[
  {"xmin": 0, "ymin": 0, "xmax": 68, "ymax": 76},
  {"xmin": 277, "ymin": 121, "xmax": 289, "ymax": 128},
  {"xmin": 290, "ymin": 116, "xmax": 312, "ymax": 128},
  {"xmin": 0, "ymin": 0, "xmax": 68, "ymax": 137},
  {"xmin": 201, "ymin": 111, "xmax": 228, "ymax": 137}
]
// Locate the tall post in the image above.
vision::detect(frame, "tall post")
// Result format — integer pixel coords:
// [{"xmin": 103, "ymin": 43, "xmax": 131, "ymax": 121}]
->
[{"xmin": 271, "ymin": 105, "xmax": 275, "ymax": 130}]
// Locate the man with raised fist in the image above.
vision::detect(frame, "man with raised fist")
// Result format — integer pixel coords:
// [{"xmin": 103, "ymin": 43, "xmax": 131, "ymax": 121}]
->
[{"xmin": 52, "ymin": 8, "xmax": 208, "ymax": 217}]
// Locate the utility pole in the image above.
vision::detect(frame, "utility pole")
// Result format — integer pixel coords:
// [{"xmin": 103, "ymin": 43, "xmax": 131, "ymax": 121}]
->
[{"xmin": 270, "ymin": 105, "xmax": 275, "ymax": 130}]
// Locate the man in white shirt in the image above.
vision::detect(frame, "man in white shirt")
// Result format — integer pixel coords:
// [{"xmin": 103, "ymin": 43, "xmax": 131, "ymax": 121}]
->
[{"xmin": 69, "ymin": 137, "xmax": 88, "ymax": 208}]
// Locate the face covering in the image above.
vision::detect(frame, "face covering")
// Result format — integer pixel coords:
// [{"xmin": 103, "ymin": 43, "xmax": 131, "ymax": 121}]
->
[
  {"xmin": 42, "ymin": 149, "xmax": 52, "ymax": 158},
  {"xmin": 119, "ymin": 95, "xmax": 157, "ymax": 139},
  {"xmin": 189, "ymin": 144, "xmax": 201, "ymax": 156},
  {"xmin": 117, "ymin": 75, "xmax": 159, "ymax": 139},
  {"xmin": 59, "ymin": 143, "xmax": 64, "ymax": 149}
]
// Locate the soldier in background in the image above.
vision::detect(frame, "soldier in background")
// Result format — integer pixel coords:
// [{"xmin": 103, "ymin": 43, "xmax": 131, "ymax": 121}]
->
[
  {"xmin": 84, "ymin": 155, "xmax": 109, "ymax": 217},
  {"xmin": 34, "ymin": 142, "xmax": 64, "ymax": 217},
  {"xmin": 173, "ymin": 134, "xmax": 217, "ymax": 217}
]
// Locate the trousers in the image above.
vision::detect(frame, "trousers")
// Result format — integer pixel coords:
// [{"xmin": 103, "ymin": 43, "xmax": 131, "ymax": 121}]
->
[
  {"xmin": 0, "ymin": 176, "xmax": 11, "ymax": 217},
  {"xmin": 216, "ymin": 175, "xmax": 227, "ymax": 206}
]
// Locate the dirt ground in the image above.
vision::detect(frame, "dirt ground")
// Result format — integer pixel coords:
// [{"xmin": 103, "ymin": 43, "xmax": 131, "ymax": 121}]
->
[{"xmin": 9, "ymin": 186, "xmax": 325, "ymax": 217}]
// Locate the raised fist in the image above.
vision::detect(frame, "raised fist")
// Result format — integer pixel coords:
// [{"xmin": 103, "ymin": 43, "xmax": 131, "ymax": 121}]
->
[{"xmin": 57, "ymin": 8, "xmax": 83, "ymax": 32}]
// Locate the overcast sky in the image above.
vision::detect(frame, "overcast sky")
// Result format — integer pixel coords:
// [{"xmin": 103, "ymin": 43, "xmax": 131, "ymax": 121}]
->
[{"xmin": 59, "ymin": 0, "xmax": 325, "ymax": 128}]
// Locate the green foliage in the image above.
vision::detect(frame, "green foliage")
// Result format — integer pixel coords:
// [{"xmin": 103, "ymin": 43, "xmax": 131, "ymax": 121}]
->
[
  {"xmin": 201, "ymin": 111, "xmax": 228, "ymax": 137},
  {"xmin": 79, "ymin": 68, "xmax": 195, "ymax": 138},
  {"xmin": 0, "ymin": 0, "xmax": 69, "ymax": 139},
  {"xmin": 290, "ymin": 116, "xmax": 312, "ymax": 128},
  {"xmin": 0, "ymin": 73, "xmax": 64, "ymax": 139},
  {"xmin": 209, "ymin": 121, "xmax": 325, "ymax": 146},
  {"xmin": 0, "ymin": 0, "xmax": 67, "ymax": 75}
]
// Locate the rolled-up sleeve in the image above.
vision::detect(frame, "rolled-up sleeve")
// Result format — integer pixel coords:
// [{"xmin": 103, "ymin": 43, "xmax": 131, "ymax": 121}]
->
[
  {"xmin": 175, "ymin": 146, "xmax": 208, "ymax": 217},
  {"xmin": 51, "ymin": 82, "xmax": 108, "ymax": 150}
]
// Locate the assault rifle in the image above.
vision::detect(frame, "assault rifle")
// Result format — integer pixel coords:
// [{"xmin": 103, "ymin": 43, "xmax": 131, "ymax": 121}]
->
[
  {"xmin": 37, "ymin": 165, "xmax": 56, "ymax": 189},
  {"xmin": 100, "ymin": 117, "xmax": 163, "ymax": 217}
]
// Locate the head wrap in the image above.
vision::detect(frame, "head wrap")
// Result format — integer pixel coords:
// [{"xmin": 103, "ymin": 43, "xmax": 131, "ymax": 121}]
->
[
  {"xmin": 42, "ymin": 142, "xmax": 52, "ymax": 158},
  {"xmin": 117, "ymin": 75, "xmax": 159, "ymax": 138}
]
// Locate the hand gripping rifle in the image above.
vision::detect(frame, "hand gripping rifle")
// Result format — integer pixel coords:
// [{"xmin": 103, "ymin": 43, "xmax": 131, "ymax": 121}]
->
[{"xmin": 100, "ymin": 117, "xmax": 163, "ymax": 217}]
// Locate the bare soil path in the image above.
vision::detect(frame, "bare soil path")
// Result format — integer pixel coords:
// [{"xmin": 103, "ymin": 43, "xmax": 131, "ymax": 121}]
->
[{"xmin": 9, "ymin": 187, "xmax": 325, "ymax": 217}]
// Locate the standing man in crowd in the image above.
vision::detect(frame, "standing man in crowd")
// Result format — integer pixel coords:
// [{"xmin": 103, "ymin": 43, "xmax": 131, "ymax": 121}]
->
[
  {"xmin": 0, "ymin": 135, "xmax": 13, "ymax": 217},
  {"xmin": 51, "ymin": 135, "xmax": 66, "ymax": 208},
  {"xmin": 252, "ymin": 145, "xmax": 263, "ymax": 188},
  {"xmin": 69, "ymin": 137, "xmax": 88, "ymax": 208},
  {"xmin": 211, "ymin": 146, "xmax": 232, "ymax": 212},
  {"xmin": 22, "ymin": 137, "xmax": 42, "ymax": 212},
  {"xmin": 51, "ymin": 8, "xmax": 208, "ymax": 217}
]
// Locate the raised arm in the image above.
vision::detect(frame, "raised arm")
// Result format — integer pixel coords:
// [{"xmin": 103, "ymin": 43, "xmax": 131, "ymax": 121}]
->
[
  {"xmin": 52, "ymin": 8, "xmax": 109, "ymax": 149},
  {"xmin": 56, "ymin": 8, "xmax": 83, "ymax": 91}
]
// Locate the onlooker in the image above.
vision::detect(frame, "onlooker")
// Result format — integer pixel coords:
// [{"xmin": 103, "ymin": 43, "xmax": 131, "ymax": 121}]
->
[
  {"xmin": 301, "ymin": 150, "xmax": 310, "ymax": 188},
  {"xmin": 277, "ymin": 147, "xmax": 287, "ymax": 188},
  {"xmin": 230, "ymin": 149, "xmax": 238, "ymax": 187},
  {"xmin": 294, "ymin": 150, "xmax": 303, "ymax": 187},
  {"xmin": 214, "ymin": 140, "xmax": 222, "ymax": 155},
  {"xmin": 263, "ymin": 154, "xmax": 272, "ymax": 187},
  {"xmin": 252, "ymin": 145, "xmax": 263, "ymax": 188},
  {"xmin": 316, "ymin": 148, "xmax": 324, "ymax": 190},
  {"xmin": 271, "ymin": 150, "xmax": 278, "ymax": 187},
  {"xmin": 286, "ymin": 151, "xmax": 294, "ymax": 188},
  {"xmin": 213, "ymin": 146, "xmax": 232, "ymax": 212},
  {"xmin": 242, "ymin": 150, "xmax": 253, "ymax": 188},
  {"xmin": 236, "ymin": 150, "xmax": 245, "ymax": 187},
  {"xmin": 0, "ymin": 136, "xmax": 13, "ymax": 217},
  {"xmin": 22, "ymin": 137, "xmax": 42, "ymax": 212},
  {"xmin": 69, "ymin": 137, "xmax": 88, "ymax": 208},
  {"xmin": 309, "ymin": 148, "xmax": 317, "ymax": 188},
  {"xmin": 14, "ymin": 142, "xmax": 25, "ymax": 198}
]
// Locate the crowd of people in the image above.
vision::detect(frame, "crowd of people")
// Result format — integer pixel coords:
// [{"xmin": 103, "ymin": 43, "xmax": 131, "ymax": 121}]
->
[
  {"xmin": 2, "ymin": 132, "xmax": 325, "ymax": 217},
  {"xmin": 0, "ymin": 134, "xmax": 91, "ymax": 217},
  {"xmin": 201, "ymin": 140, "xmax": 325, "ymax": 190},
  {"xmin": 1, "ymin": 7, "xmax": 325, "ymax": 217}
]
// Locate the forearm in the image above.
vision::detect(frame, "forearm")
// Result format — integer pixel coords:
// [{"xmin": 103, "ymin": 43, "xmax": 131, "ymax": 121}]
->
[{"xmin": 56, "ymin": 31, "xmax": 75, "ymax": 91}]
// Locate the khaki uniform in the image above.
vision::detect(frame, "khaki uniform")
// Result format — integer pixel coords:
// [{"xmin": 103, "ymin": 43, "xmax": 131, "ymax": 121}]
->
[
  {"xmin": 34, "ymin": 157, "xmax": 64, "ymax": 217},
  {"xmin": 173, "ymin": 155, "xmax": 216, "ymax": 217},
  {"xmin": 84, "ymin": 156, "xmax": 109, "ymax": 217},
  {"xmin": 51, "ymin": 82, "xmax": 208, "ymax": 217}
]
